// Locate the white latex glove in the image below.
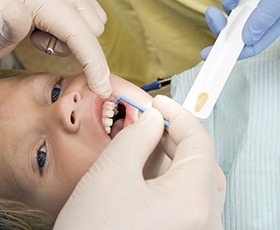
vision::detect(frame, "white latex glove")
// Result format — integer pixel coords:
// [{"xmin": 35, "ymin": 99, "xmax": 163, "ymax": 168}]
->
[
  {"xmin": 0, "ymin": 0, "xmax": 31, "ymax": 57},
  {"xmin": 54, "ymin": 95, "xmax": 226, "ymax": 230},
  {"xmin": 0, "ymin": 0, "xmax": 111, "ymax": 98}
]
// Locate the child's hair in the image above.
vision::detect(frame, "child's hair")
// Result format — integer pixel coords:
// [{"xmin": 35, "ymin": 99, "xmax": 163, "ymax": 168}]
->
[
  {"xmin": 0, "ymin": 69, "xmax": 55, "ymax": 229},
  {"xmin": 0, "ymin": 69, "xmax": 34, "ymax": 79},
  {"xmin": 0, "ymin": 198, "xmax": 54, "ymax": 230}
]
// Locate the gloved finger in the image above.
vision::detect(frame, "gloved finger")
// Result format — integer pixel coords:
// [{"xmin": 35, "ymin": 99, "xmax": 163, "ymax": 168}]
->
[
  {"xmin": 0, "ymin": 0, "xmax": 31, "ymax": 58},
  {"xmin": 25, "ymin": 0, "xmax": 112, "ymax": 97},
  {"xmin": 101, "ymin": 108, "xmax": 165, "ymax": 177},
  {"xmin": 153, "ymin": 96, "xmax": 225, "ymax": 214},
  {"xmin": 30, "ymin": 30, "xmax": 71, "ymax": 56},
  {"xmin": 205, "ymin": 7, "xmax": 227, "ymax": 37},
  {"xmin": 153, "ymin": 95, "xmax": 214, "ymax": 162},
  {"xmin": 91, "ymin": 0, "xmax": 107, "ymax": 25},
  {"xmin": 159, "ymin": 131, "xmax": 177, "ymax": 160},
  {"xmin": 200, "ymin": 7, "xmax": 227, "ymax": 61},
  {"xmin": 221, "ymin": 0, "xmax": 238, "ymax": 15},
  {"xmin": 239, "ymin": 17, "xmax": 280, "ymax": 59},
  {"xmin": 200, "ymin": 46, "xmax": 213, "ymax": 60},
  {"xmin": 70, "ymin": 34, "xmax": 111, "ymax": 98},
  {"xmin": 243, "ymin": 1, "xmax": 280, "ymax": 45},
  {"xmin": 72, "ymin": 0, "xmax": 107, "ymax": 37}
]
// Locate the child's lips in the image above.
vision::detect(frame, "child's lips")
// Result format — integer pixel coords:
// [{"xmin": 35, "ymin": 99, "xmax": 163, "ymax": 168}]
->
[{"xmin": 101, "ymin": 98, "xmax": 139, "ymax": 139}]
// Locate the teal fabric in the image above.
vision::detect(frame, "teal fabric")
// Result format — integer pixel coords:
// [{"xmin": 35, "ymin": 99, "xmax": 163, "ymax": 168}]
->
[{"xmin": 171, "ymin": 38, "xmax": 280, "ymax": 229}]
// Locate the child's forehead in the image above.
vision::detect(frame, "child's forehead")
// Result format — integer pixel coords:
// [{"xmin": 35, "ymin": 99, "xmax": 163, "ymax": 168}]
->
[
  {"xmin": 0, "ymin": 76, "xmax": 27, "ymax": 98},
  {"xmin": 0, "ymin": 72, "xmax": 31, "ymax": 87},
  {"xmin": 0, "ymin": 73, "xmax": 51, "ymax": 111}
]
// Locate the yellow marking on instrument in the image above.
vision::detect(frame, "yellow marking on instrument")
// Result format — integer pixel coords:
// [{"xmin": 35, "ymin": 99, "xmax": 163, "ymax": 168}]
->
[{"xmin": 194, "ymin": 93, "xmax": 209, "ymax": 112}]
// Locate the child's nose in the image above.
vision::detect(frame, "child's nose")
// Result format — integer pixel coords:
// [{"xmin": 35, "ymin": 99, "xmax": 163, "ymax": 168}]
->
[{"xmin": 53, "ymin": 91, "xmax": 81, "ymax": 133}]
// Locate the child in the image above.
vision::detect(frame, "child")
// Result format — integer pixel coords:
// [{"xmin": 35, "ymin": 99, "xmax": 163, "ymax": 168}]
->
[{"xmin": 0, "ymin": 69, "xmax": 171, "ymax": 225}]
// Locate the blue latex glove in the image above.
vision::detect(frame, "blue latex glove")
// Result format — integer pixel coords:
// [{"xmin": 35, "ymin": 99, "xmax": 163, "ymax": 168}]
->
[{"xmin": 201, "ymin": 0, "xmax": 280, "ymax": 60}]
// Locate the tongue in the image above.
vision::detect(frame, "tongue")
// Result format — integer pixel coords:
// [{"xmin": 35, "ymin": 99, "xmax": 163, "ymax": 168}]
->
[{"xmin": 110, "ymin": 119, "xmax": 124, "ymax": 139}]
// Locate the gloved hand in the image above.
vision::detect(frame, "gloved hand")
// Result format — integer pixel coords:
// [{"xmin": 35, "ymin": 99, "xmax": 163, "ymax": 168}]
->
[
  {"xmin": 0, "ymin": 0, "xmax": 111, "ymax": 98},
  {"xmin": 0, "ymin": 0, "xmax": 31, "ymax": 57},
  {"xmin": 54, "ymin": 95, "xmax": 226, "ymax": 230},
  {"xmin": 200, "ymin": 0, "xmax": 280, "ymax": 60}
]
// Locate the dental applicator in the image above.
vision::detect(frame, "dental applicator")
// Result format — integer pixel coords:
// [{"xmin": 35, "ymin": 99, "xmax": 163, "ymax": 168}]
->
[
  {"xmin": 183, "ymin": 0, "xmax": 259, "ymax": 119},
  {"xmin": 114, "ymin": 96, "xmax": 170, "ymax": 127}
]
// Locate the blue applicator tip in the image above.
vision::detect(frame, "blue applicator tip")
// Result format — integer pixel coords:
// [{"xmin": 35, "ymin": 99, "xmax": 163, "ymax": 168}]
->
[{"xmin": 114, "ymin": 96, "xmax": 170, "ymax": 127}]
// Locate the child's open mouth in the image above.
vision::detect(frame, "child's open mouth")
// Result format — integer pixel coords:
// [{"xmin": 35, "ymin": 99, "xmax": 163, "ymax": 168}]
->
[{"xmin": 101, "ymin": 100, "xmax": 138, "ymax": 139}]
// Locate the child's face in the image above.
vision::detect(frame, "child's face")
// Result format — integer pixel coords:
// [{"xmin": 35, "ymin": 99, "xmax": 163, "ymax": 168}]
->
[{"xmin": 0, "ymin": 72, "xmax": 152, "ymax": 216}]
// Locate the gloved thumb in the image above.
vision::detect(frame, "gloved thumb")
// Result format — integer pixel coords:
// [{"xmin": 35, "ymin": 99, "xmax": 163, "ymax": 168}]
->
[
  {"xmin": 205, "ymin": 7, "xmax": 227, "ymax": 37},
  {"xmin": 100, "ymin": 107, "xmax": 165, "ymax": 176},
  {"xmin": 200, "ymin": 46, "xmax": 213, "ymax": 60},
  {"xmin": 0, "ymin": 0, "xmax": 32, "ymax": 58}
]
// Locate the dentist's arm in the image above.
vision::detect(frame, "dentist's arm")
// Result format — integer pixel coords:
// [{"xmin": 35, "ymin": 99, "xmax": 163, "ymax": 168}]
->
[
  {"xmin": 0, "ymin": 0, "xmax": 111, "ymax": 97},
  {"xmin": 54, "ymin": 95, "xmax": 226, "ymax": 230},
  {"xmin": 201, "ymin": 0, "xmax": 280, "ymax": 60}
]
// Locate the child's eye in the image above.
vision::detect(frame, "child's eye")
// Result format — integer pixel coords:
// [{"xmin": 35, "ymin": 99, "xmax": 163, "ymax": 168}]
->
[
  {"xmin": 51, "ymin": 81, "xmax": 62, "ymax": 103},
  {"xmin": 37, "ymin": 146, "xmax": 47, "ymax": 173}
]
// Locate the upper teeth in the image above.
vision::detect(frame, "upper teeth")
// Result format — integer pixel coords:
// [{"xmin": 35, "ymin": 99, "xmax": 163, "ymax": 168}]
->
[{"xmin": 102, "ymin": 101, "xmax": 118, "ymax": 134}]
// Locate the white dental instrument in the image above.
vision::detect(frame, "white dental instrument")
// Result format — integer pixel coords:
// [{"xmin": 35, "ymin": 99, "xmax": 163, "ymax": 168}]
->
[{"xmin": 183, "ymin": 0, "xmax": 259, "ymax": 119}]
